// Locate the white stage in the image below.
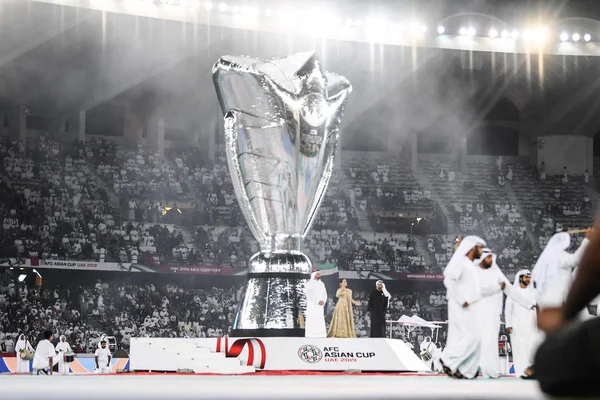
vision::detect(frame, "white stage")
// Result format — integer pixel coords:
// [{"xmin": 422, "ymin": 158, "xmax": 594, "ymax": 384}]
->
[
  {"xmin": 130, "ymin": 337, "xmax": 428, "ymax": 373},
  {"xmin": 0, "ymin": 374, "xmax": 544, "ymax": 400}
]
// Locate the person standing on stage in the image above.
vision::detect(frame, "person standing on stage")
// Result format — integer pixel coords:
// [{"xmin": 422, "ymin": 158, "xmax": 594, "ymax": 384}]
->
[
  {"xmin": 328, "ymin": 279, "xmax": 361, "ymax": 338},
  {"xmin": 15, "ymin": 334, "xmax": 34, "ymax": 374},
  {"xmin": 440, "ymin": 235, "xmax": 486, "ymax": 379},
  {"xmin": 304, "ymin": 271, "xmax": 328, "ymax": 338},
  {"xmin": 94, "ymin": 340, "xmax": 112, "ymax": 374},
  {"xmin": 505, "ymin": 270, "xmax": 538, "ymax": 378},
  {"xmin": 368, "ymin": 280, "xmax": 390, "ymax": 338},
  {"xmin": 55, "ymin": 335, "xmax": 72, "ymax": 374}
]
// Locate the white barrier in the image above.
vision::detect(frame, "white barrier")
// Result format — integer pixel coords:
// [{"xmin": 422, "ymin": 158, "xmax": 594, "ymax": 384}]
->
[{"xmin": 130, "ymin": 337, "xmax": 429, "ymax": 373}]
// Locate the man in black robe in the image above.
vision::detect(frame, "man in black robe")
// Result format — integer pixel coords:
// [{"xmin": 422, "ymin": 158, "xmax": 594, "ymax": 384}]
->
[{"xmin": 368, "ymin": 280, "xmax": 390, "ymax": 338}]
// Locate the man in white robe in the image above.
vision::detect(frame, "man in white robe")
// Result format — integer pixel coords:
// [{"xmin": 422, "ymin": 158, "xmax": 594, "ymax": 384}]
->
[
  {"xmin": 420, "ymin": 336, "xmax": 442, "ymax": 372},
  {"xmin": 527, "ymin": 229, "xmax": 591, "ymax": 378},
  {"xmin": 505, "ymin": 269, "xmax": 539, "ymax": 378},
  {"xmin": 305, "ymin": 271, "xmax": 327, "ymax": 338},
  {"xmin": 475, "ymin": 249, "xmax": 536, "ymax": 379},
  {"xmin": 55, "ymin": 335, "xmax": 73, "ymax": 374},
  {"xmin": 14, "ymin": 334, "xmax": 34, "ymax": 374},
  {"xmin": 533, "ymin": 231, "xmax": 590, "ymax": 309},
  {"xmin": 440, "ymin": 235, "xmax": 486, "ymax": 379}
]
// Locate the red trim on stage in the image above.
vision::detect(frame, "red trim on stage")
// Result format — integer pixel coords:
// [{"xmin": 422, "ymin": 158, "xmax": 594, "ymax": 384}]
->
[{"xmin": 70, "ymin": 371, "xmax": 444, "ymax": 377}]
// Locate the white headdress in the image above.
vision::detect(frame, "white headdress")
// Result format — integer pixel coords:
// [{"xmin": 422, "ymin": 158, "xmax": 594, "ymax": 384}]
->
[
  {"xmin": 531, "ymin": 232, "xmax": 570, "ymax": 301},
  {"xmin": 476, "ymin": 248, "xmax": 496, "ymax": 266},
  {"xmin": 444, "ymin": 235, "xmax": 486, "ymax": 276},
  {"xmin": 60, "ymin": 335, "xmax": 66, "ymax": 341},
  {"xmin": 376, "ymin": 280, "xmax": 391, "ymax": 298},
  {"xmin": 310, "ymin": 271, "xmax": 320, "ymax": 280},
  {"xmin": 513, "ymin": 269, "xmax": 531, "ymax": 288}
]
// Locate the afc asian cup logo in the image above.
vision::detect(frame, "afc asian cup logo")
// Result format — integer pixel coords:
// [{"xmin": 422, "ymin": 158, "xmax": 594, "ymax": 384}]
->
[{"xmin": 298, "ymin": 344, "xmax": 323, "ymax": 364}]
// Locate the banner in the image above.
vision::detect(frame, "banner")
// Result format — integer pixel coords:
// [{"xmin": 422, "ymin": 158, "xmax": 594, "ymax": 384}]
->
[
  {"xmin": 152, "ymin": 265, "xmax": 241, "ymax": 275},
  {"xmin": 394, "ymin": 273, "xmax": 444, "ymax": 281},
  {"xmin": 0, "ymin": 258, "xmax": 444, "ymax": 281}
]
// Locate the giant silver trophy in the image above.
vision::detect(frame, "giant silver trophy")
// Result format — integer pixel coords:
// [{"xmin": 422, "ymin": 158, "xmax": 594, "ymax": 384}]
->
[{"xmin": 212, "ymin": 52, "xmax": 352, "ymax": 337}]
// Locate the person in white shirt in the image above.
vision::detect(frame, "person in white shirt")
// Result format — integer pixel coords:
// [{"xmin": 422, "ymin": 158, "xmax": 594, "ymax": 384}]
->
[
  {"xmin": 15, "ymin": 334, "xmax": 35, "ymax": 373},
  {"xmin": 55, "ymin": 335, "xmax": 73, "ymax": 374},
  {"xmin": 33, "ymin": 331, "xmax": 59, "ymax": 375},
  {"xmin": 95, "ymin": 340, "xmax": 112, "ymax": 374},
  {"xmin": 5, "ymin": 335, "xmax": 15, "ymax": 353}
]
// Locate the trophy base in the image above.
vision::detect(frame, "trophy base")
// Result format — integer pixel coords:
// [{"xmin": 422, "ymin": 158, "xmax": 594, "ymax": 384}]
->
[
  {"xmin": 230, "ymin": 328, "xmax": 305, "ymax": 338},
  {"xmin": 231, "ymin": 252, "xmax": 312, "ymax": 337}
]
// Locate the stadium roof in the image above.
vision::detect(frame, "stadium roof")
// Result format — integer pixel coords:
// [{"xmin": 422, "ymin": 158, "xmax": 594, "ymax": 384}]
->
[{"xmin": 2, "ymin": 0, "xmax": 600, "ymax": 138}]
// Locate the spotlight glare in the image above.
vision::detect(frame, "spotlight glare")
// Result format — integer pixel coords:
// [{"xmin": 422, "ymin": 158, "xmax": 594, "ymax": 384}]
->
[
  {"xmin": 203, "ymin": 1, "xmax": 212, "ymax": 10},
  {"xmin": 467, "ymin": 27, "xmax": 476, "ymax": 37},
  {"xmin": 437, "ymin": 25, "xmax": 445, "ymax": 34},
  {"xmin": 420, "ymin": 25, "xmax": 427, "ymax": 33},
  {"xmin": 501, "ymin": 30, "xmax": 510, "ymax": 39},
  {"xmin": 218, "ymin": 2, "xmax": 226, "ymax": 11},
  {"xmin": 584, "ymin": 33, "xmax": 592, "ymax": 42},
  {"xmin": 560, "ymin": 32, "xmax": 569, "ymax": 42},
  {"xmin": 572, "ymin": 33, "xmax": 581, "ymax": 42},
  {"xmin": 535, "ymin": 27, "xmax": 548, "ymax": 42},
  {"xmin": 522, "ymin": 30, "xmax": 532, "ymax": 40},
  {"xmin": 511, "ymin": 30, "xmax": 519, "ymax": 39},
  {"xmin": 489, "ymin": 28, "xmax": 498, "ymax": 38},
  {"xmin": 459, "ymin": 27, "xmax": 467, "ymax": 36}
]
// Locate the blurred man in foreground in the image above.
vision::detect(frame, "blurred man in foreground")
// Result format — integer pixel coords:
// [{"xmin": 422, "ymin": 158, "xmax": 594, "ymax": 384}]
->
[{"xmin": 535, "ymin": 222, "xmax": 600, "ymax": 396}]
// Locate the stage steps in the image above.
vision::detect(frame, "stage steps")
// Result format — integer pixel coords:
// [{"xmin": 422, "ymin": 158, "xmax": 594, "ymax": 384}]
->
[{"xmin": 130, "ymin": 339, "xmax": 255, "ymax": 374}]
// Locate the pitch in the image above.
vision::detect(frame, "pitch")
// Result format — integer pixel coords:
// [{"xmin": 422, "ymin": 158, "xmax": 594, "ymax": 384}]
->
[{"xmin": 0, "ymin": 373, "xmax": 543, "ymax": 400}]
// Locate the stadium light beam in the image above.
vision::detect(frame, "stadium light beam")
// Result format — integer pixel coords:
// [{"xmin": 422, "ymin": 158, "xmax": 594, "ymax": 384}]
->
[
  {"xmin": 572, "ymin": 33, "xmax": 581, "ymax": 42},
  {"xmin": 584, "ymin": 33, "xmax": 592, "ymax": 42},
  {"xmin": 511, "ymin": 30, "xmax": 519, "ymax": 39},
  {"xmin": 501, "ymin": 30, "xmax": 510, "ymax": 39},
  {"xmin": 218, "ymin": 2, "xmax": 227, "ymax": 11},
  {"xmin": 489, "ymin": 29, "xmax": 498, "ymax": 38},
  {"xmin": 467, "ymin": 27, "xmax": 476, "ymax": 37},
  {"xmin": 437, "ymin": 25, "xmax": 445, "ymax": 34},
  {"xmin": 203, "ymin": 1, "xmax": 212, "ymax": 10},
  {"xmin": 459, "ymin": 27, "xmax": 467, "ymax": 36},
  {"xmin": 535, "ymin": 27, "xmax": 548, "ymax": 42},
  {"xmin": 560, "ymin": 32, "xmax": 569, "ymax": 41}
]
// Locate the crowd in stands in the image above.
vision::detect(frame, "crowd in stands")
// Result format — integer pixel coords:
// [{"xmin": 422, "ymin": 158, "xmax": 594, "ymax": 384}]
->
[
  {"xmin": 1, "ymin": 132, "xmax": 596, "ymax": 275},
  {"xmin": 0, "ymin": 278, "xmax": 447, "ymax": 354}
]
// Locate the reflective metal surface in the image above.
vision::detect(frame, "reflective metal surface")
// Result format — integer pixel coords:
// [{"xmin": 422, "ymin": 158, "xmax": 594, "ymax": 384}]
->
[
  {"xmin": 213, "ymin": 52, "xmax": 351, "ymax": 336},
  {"xmin": 232, "ymin": 253, "xmax": 311, "ymax": 335}
]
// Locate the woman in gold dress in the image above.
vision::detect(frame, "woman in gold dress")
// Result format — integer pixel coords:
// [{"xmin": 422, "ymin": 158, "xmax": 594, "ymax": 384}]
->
[{"xmin": 327, "ymin": 279, "xmax": 361, "ymax": 338}]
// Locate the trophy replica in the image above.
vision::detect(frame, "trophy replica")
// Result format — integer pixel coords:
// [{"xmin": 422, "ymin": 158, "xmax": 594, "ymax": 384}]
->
[{"xmin": 213, "ymin": 52, "xmax": 352, "ymax": 337}]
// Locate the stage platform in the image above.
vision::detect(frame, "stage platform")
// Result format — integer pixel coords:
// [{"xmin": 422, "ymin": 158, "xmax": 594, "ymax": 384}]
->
[
  {"xmin": 130, "ymin": 337, "xmax": 429, "ymax": 373},
  {"xmin": 0, "ymin": 373, "xmax": 544, "ymax": 400}
]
